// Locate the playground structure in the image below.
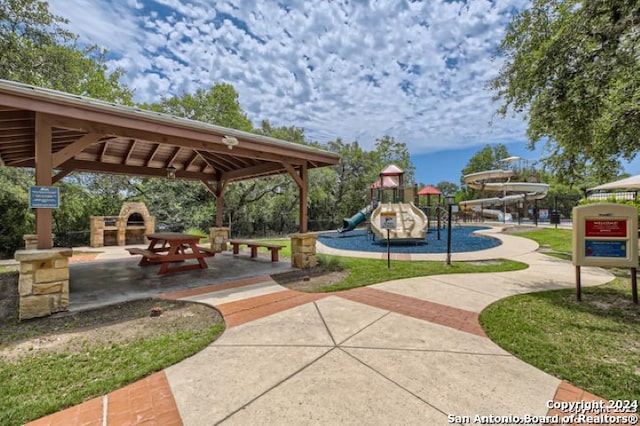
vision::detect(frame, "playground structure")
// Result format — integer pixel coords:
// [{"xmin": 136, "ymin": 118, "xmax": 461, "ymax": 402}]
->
[
  {"xmin": 338, "ymin": 165, "xmax": 428, "ymax": 241},
  {"xmin": 459, "ymin": 157, "xmax": 549, "ymax": 222}
]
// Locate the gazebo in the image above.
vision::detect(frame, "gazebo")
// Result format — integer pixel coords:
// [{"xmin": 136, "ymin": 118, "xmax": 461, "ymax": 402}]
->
[{"xmin": 0, "ymin": 79, "xmax": 340, "ymax": 319}]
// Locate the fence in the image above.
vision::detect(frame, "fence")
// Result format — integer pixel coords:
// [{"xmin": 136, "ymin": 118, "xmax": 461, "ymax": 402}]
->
[{"xmin": 54, "ymin": 217, "xmax": 341, "ymax": 248}]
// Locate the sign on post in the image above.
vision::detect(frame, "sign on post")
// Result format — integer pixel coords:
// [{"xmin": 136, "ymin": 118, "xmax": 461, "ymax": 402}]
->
[
  {"xmin": 380, "ymin": 212, "xmax": 397, "ymax": 230},
  {"xmin": 380, "ymin": 211, "xmax": 397, "ymax": 269},
  {"xmin": 573, "ymin": 203, "xmax": 638, "ymax": 303},
  {"xmin": 29, "ymin": 186, "xmax": 60, "ymax": 209}
]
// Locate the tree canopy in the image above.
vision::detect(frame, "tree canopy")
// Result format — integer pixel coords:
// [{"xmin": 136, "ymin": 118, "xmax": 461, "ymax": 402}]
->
[
  {"xmin": 0, "ymin": 0, "xmax": 133, "ymax": 102},
  {"xmin": 491, "ymin": 0, "xmax": 640, "ymax": 184}
]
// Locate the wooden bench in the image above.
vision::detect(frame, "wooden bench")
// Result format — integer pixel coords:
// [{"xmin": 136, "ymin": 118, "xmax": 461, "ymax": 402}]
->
[{"xmin": 229, "ymin": 240, "xmax": 285, "ymax": 262}]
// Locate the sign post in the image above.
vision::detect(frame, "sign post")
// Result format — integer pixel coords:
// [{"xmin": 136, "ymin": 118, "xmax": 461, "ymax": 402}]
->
[
  {"xmin": 380, "ymin": 211, "xmax": 397, "ymax": 269},
  {"xmin": 573, "ymin": 204, "xmax": 638, "ymax": 303}
]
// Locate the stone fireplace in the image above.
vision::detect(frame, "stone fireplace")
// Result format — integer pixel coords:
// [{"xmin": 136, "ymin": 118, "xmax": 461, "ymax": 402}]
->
[{"xmin": 90, "ymin": 202, "xmax": 155, "ymax": 247}]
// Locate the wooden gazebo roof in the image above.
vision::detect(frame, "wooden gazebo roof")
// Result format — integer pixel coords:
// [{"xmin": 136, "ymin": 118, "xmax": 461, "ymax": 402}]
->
[
  {"xmin": 0, "ymin": 79, "xmax": 340, "ymax": 247},
  {"xmin": 0, "ymin": 80, "xmax": 339, "ymax": 183}
]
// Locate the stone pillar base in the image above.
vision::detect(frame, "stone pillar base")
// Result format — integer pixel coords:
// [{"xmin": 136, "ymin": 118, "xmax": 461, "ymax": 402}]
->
[
  {"xmin": 15, "ymin": 248, "xmax": 73, "ymax": 320},
  {"xmin": 209, "ymin": 227, "xmax": 230, "ymax": 252},
  {"xmin": 23, "ymin": 234, "xmax": 55, "ymax": 250},
  {"xmin": 290, "ymin": 233, "xmax": 318, "ymax": 269}
]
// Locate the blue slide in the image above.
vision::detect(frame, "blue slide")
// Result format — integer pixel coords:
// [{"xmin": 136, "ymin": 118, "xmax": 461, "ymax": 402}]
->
[{"xmin": 338, "ymin": 204, "xmax": 375, "ymax": 232}]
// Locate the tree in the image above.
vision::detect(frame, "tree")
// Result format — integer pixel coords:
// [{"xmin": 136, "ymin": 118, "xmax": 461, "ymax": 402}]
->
[
  {"xmin": 0, "ymin": 168, "xmax": 33, "ymax": 257},
  {"xmin": 436, "ymin": 181, "xmax": 459, "ymax": 197},
  {"xmin": 372, "ymin": 136, "xmax": 415, "ymax": 184},
  {"xmin": 461, "ymin": 144, "xmax": 511, "ymax": 177},
  {"xmin": 0, "ymin": 0, "xmax": 132, "ymax": 103},
  {"xmin": 146, "ymin": 83, "xmax": 253, "ymax": 131},
  {"xmin": 492, "ymin": 0, "xmax": 640, "ymax": 183}
]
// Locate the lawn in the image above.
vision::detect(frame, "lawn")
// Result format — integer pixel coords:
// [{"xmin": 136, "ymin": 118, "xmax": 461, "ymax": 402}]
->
[
  {"xmin": 481, "ymin": 228, "xmax": 639, "ymax": 401},
  {"xmin": 252, "ymin": 237, "xmax": 528, "ymax": 291},
  {"xmin": 0, "ymin": 300, "xmax": 223, "ymax": 426}
]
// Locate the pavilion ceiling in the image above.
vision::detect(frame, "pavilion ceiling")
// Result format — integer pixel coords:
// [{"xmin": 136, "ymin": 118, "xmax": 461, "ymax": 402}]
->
[{"xmin": 0, "ymin": 80, "xmax": 339, "ymax": 184}]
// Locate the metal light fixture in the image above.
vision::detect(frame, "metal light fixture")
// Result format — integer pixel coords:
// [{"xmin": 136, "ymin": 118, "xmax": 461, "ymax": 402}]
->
[
  {"xmin": 445, "ymin": 194, "xmax": 455, "ymax": 265},
  {"xmin": 222, "ymin": 135, "xmax": 239, "ymax": 150},
  {"xmin": 166, "ymin": 165, "xmax": 177, "ymax": 179}
]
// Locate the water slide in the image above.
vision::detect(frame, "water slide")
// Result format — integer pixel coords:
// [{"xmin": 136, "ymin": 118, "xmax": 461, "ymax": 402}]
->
[
  {"xmin": 460, "ymin": 169, "xmax": 549, "ymax": 221},
  {"xmin": 370, "ymin": 202, "xmax": 429, "ymax": 240},
  {"xmin": 338, "ymin": 204, "xmax": 376, "ymax": 232}
]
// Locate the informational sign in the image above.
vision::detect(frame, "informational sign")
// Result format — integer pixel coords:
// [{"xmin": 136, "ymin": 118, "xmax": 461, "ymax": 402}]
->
[
  {"xmin": 380, "ymin": 212, "xmax": 397, "ymax": 230},
  {"xmin": 29, "ymin": 186, "xmax": 59, "ymax": 209},
  {"xmin": 585, "ymin": 219, "xmax": 627, "ymax": 238},
  {"xmin": 585, "ymin": 240, "xmax": 627, "ymax": 258},
  {"xmin": 573, "ymin": 203, "xmax": 639, "ymax": 304}
]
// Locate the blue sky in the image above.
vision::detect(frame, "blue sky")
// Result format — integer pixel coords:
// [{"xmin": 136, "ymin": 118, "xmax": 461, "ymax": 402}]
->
[{"xmin": 48, "ymin": 0, "xmax": 640, "ymax": 186}]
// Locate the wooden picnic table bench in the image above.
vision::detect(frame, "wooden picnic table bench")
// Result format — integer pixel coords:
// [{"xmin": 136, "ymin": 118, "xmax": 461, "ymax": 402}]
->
[
  {"xmin": 126, "ymin": 233, "xmax": 216, "ymax": 275},
  {"xmin": 229, "ymin": 239, "xmax": 285, "ymax": 262}
]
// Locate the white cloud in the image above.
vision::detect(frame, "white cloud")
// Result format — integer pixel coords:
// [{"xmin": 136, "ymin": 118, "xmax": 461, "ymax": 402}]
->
[{"xmin": 47, "ymin": 0, "xmax": 530, "ymax": 154}]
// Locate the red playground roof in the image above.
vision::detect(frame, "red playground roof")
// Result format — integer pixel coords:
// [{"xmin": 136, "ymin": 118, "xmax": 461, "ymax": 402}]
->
[
  {"xmin": 417, "ymin": 186, "xmax": 441, "ymax": 195},
  {"xmin": 380, "ymin": 164, "xmax": 404, "ymax": 176},
  {"xmin": 370, "ymin": 176, "xmax": 400, "ymax": 189}
]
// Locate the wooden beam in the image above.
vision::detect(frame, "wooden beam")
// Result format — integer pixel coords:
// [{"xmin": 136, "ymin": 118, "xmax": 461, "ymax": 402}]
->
[
  {"xmin": 52, "ymin": 167, "xmax": 73, "ymax": 184},
  {"xmin": 166, "ymin": 147, "xmax": 181, "ymax": 168},
  {"xmin": 0, "ymin": 152, "xmax": 4, "ymax": 166},
  {"xmin": 216, "ymin": 181, "xmax": 226, "ymax": 227},
  {"xmin": 39, "ymin": 114, "xmax": 329, "ymax": 165},
  {"xmin": 184, "ymin": 151, "xmax": 198, "ymax": 171},
  {"xmin": 34, "ymin": 112, "xmax": 53, "ymax": 249},
  {"xmin": 122, "ymin": 139, "xmax": 137, "ymax": 165},
  {"xmin": 283, "ymin": 162, "xmax": 303, "ymax": 188},
  {"xmin": 60, "ymin": 159, "xmax": 216, "ymax": 181},
  {"xmin": 299, "ymin": 162, "xmax": 308, "ymax": 233},
  {"xmin": 200, "ymin": 179, "xmax": 217, "ymax": 197},
  {"xmin": 99, "ymin": 141, "xmax": 109, "ymax": 162},
  {"xmin": 145, "ymin": 143, "xmax": 161, "ymax": 166},
  {"xmin": 51, "ymin": 132, "xmax": 102, "ymax": 167},
  {"xmin": 220, "ymin": 162, "xmax": 285, "ymax": 182}
]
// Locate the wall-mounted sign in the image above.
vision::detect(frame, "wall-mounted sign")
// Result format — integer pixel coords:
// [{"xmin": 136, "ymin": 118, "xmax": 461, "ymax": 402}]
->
[{"xmin": 29, "ymin": 186, "xmax": 60, "ymax": 209}]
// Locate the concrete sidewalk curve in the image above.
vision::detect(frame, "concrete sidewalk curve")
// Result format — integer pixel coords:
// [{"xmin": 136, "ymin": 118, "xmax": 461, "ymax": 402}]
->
[{"xmin": 27, "ymin": 227, "xmax": 620, "ymax": 425}]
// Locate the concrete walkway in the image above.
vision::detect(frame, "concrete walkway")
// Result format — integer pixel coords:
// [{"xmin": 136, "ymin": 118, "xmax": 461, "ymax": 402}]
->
[{"xmin": 28, "ymin": 226, "xmax": 621, "ymax": 426}]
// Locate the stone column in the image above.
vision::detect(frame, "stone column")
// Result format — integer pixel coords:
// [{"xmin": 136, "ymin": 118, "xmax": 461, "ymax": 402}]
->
[
  {"xmin": 90, "ymin": 216, "xmax": 105, "ymax": 247},
  {"xmin": 209, "ymin": 227, "xmax": 229, "ymax": 252},
  {"xmin": 116, "ymin": 217, "xmax": 126, "ymax": 246},
  {"xmin": 15, "ymin": 248, "xmax": 72, "ymax": 320},
  {"xmin": 290, "ymin": 233, "xmax": 318, "ymax": 268},
  {"xmin": 23, "ymin": 234, "xmax": 38, "ymax": 250}
]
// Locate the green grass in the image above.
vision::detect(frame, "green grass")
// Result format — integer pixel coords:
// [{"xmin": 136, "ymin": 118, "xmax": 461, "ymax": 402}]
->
[
  {"xmin": 317, "ymin": 255, "xmax": 527, "ymax": 292},
  {"xmin": 480, "ymin": 279, "xmax": 639, "ymax": 400},
  {"xmin": 481, "ymin": 228, "xmax": 640, "ymax": 400},
  {"xmin": 514, "ymin": 228, "xmax": 573, "ymax": 260},
  {"xmin": 0, "ymin": 300, "xmax": 224, "ymax": 426}
]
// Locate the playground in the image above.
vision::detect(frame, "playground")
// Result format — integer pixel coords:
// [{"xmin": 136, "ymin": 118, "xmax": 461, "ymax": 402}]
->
[{"xmin": 325, "ymin": 160, "xmax": 550, "ymax": 256}]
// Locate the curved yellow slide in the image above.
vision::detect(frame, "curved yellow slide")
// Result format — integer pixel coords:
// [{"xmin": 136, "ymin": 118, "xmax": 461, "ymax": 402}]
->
[{"xmin": 370, "ymin": 202, "xmax": 428, "ymax": 240}]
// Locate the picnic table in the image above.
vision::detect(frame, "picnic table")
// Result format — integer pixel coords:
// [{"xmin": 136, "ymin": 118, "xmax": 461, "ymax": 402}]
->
[{"xmin": 126, "ymin": 233, "xmax": 215, "ymax": 275}]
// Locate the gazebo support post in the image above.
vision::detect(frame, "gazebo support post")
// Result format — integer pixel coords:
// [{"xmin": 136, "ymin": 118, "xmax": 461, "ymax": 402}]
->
[
  {"xmin": 201, "ymin": 179, "xmax": 229, "ymax": 252},
  {"xmin": 35, "ymin": 113, "xmax": 53, "ymax": 250}
]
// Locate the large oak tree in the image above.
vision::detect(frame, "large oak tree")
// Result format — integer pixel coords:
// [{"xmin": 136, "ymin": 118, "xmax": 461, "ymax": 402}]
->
[{"xmin": 491, "ymin": 0, "xmax": 640, "ymax": 184}]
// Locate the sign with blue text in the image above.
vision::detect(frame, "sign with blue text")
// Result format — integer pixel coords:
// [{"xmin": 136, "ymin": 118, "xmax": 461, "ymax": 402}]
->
[{"xmin": 29, "ymin": 186, "xmax": 59, "ymax": 209}]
